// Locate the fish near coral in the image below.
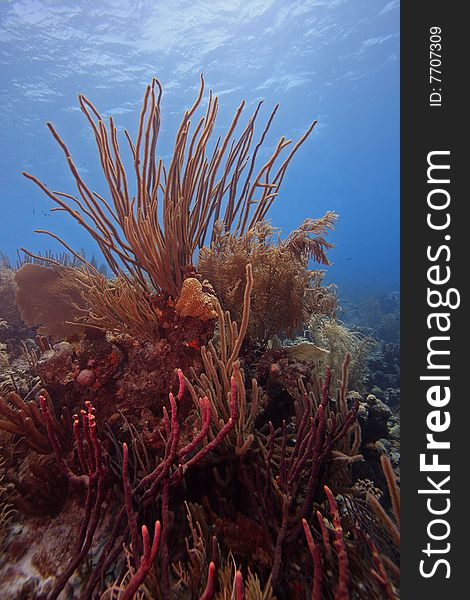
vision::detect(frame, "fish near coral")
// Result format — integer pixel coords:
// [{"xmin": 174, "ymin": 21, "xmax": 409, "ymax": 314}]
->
[{"xmin": 285, "ymin": 341, "xmax": 330, "ymax": 362}]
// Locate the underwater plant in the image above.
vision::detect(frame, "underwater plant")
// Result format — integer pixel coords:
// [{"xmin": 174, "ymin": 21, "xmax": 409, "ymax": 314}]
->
[
  {"xmin": 306, "ymin": 317, "xmax": 375, "ymax": 393},
  {"xmin": 16, "ymin": 75, "xmax": 338, "ymax": 348},
  {"xmin": 198, "ymin": 219, "xmax": 338, "ymax": 345},
  {"xmin": 21, "ymin": 75, "xmax": 319, "ymax": 296},
  {"xmin": 0, "ymin": 77, "xmax": 399, "ymax": 599}
]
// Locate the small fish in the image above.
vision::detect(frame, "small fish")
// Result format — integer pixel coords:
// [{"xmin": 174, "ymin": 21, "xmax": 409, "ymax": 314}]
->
[{"xmin": 286, "ymin": 342, "xmax": 330, "ymax": 362}]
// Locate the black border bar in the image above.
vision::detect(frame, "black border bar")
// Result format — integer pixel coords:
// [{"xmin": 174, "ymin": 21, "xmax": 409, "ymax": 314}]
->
[{"xmin": 401, "ymin": 4, "xmax": 466, "ymax": 597}]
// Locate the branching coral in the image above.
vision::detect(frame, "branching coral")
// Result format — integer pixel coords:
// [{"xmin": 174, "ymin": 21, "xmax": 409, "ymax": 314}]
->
[
  {"xmin": 18, "ymin": 77, "xmax": 326, "ymax": 349},
  {"xmin": 22, "ymin": 76, "xmax": 317, "ymax": 301},
  {"xmin": 198, "ymin": 218, "xmax": 337, "ymax": 344},
  {"xmin": 170, "ymin": 503, "xmax": 217, "ymax": 596},
  {"xmin": 119, "ymin": 520, "xmax": 162, "ymax": 600},
  {"xmin": 185, "ymin": 265, "xmax": 262, "ymax": 457},
  {"xmin": 1, "ymin": 348, "xmax": 399, "ymax": 599},
  {"xmin": 366, "ymin": 455, "xmax": 400, "ymax": 547},
  {"xmin": 301, "ymin": 459, "xmax": 400, "ymax": 600},
  {"xmin": 0, "ymin": 390, "xmax": 70, "ymax": 454},
  {"xmin": 171, "ymin": 506, "xmax": 275, "ymax": 600},
  {"xmin": 40, "ymin": 369, "xmax": 244, "ymax": 600},
  {"xmin": 78, "ymin": 270, "xmax": 164, "ymax": 341},
  {"xmin": 240, "ymin": 358, "xmax": 361, "ymax": 587},
  {"xmin": 43, "ymin": 399, "xmax": 108, "ymax": 600}
]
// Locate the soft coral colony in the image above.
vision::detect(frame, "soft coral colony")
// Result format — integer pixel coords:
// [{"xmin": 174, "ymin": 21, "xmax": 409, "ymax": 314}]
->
[{"xmin": 0, "ymin": 76, "xmax": 399, "ymax": 598}]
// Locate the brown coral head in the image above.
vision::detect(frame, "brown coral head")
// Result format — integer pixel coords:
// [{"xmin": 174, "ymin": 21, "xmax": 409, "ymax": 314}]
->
[
  {"xmin": 175, "ymin": 278, "xmax": 218, "ymax": 321},
  {"xmin": 76, "ymin": 369, "xmax": 96, "ymax": 387}
]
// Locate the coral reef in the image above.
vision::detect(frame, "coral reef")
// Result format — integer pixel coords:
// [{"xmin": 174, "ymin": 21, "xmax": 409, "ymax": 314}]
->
[
  {"xmin": 333, "ymin": 290, "xmax": 400, "ymax": 492},
  {"xmin": 366, "ymin": 341, "xmax": 400, "ymax": 411},
  {"xmin": 0, "ymin": 77, "xmax": 399, "ymax": 599}
]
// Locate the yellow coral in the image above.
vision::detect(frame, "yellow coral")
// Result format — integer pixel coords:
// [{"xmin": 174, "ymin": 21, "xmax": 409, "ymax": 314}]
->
[{"xmin": 175, "ymin": 278, "xmax": 218, "ymax": 321}]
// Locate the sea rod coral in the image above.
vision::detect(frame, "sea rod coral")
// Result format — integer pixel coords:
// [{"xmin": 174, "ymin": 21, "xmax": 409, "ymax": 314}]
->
[
  {"xmin": 16, "ymin": 75, "xmax": 337, "ymax": 349},
  {"xmin": 0, "ymin": 76, "xmax": 399, "ymax": 598}
]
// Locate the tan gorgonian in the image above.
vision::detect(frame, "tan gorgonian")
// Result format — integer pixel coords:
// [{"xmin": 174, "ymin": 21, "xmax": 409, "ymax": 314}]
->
[
  {"xmin": 197, "ymin": 215, "xmax": 337, "ymax": 344},
  {"xmin": 0, "ymin": 389, "xmax": 68, "ymax": 454},
  {"xmin": 13, "ymin": 258, "xmax": 160, "ymax": 342},
  {"xmin": 215, "ymin": 561, "xmax": 275, "ymax": 600},
  {"xmin": 78, "ymin": 271, "xmax": 163, "ymax": 342},
  {"xmin": 22, "ymin": 76, "xmax": 318, "ymax": 300}
]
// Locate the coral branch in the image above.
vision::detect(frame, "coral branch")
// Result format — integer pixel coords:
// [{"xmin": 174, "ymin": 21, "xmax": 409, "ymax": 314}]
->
[
  {"xmin": 366, "ymin": 535, "xmax": 396, "ymax": 600},
  {"xmin": 178, "ymin": 397, "xmax": 212, "ymax": 460},
  {"xmin": 120, "ymin": 521, "xmax": 161, "ymax": 600},
  {"xmin": 122, "ymin": 443, "xmax": 140, "ymax": 569},
  {"xmin": 366, "ymin": 492, "xmax": 400, "ymax": 546},
  {"xmin": 235, "ymin": 570, "xmax": 245, "ymax": 600},
  {"xmin": 46, "ymin": 400, "xmax": 107, "ymax": 600},
  {"xmin": 324, "ymin": 486, "xmax": 349, "ymax": 600},
  {"xmin": 302, "ymin": 518, "xmax": 323, "ymax": 600},
  {"xmin": 160, "ymin": 481, "xmax": 171, "ymax": 599},
  {"xmin": 199, "ymin": 561, "xmax": 216, "ymax": 600},
  {"xmin": 0, "ymin": 391, "xmax": 63, "ymax": 454},
  {"xmin": 185, "ymin": 265, "xmax": 257, "ymax": 457},
  {"xmin": 39, "ymin": 394, "xmax": 68, "ymax": 470},
  {"xmin": 380, "ymin": 454, "xmax": 400, "ymax": 527},
  {"xmin": 316, "ymin": 510, "xmax": 332, "ymax": 561}
]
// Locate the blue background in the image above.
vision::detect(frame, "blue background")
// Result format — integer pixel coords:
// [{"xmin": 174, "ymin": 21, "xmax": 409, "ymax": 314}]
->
[{"xmin": 0, "ymin": 0, "xmax": 399, "ymax": 295}]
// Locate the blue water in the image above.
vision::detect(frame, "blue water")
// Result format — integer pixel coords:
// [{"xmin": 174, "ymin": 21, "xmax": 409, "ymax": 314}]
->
[{"xmin": 0, "ymin": 0, "xmax": 399, "ymax": 296}]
